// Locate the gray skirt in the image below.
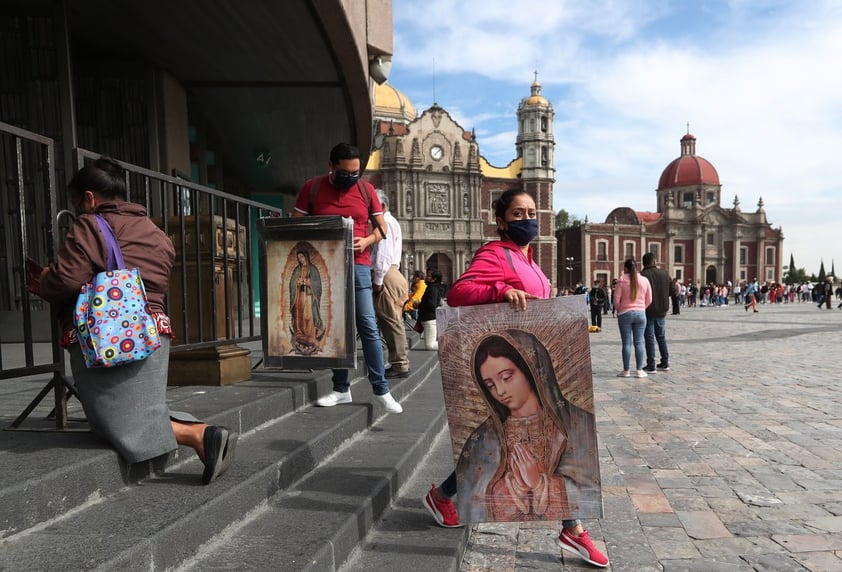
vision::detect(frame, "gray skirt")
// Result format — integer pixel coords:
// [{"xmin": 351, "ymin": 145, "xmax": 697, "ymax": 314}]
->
[{"xmin": 69, "ymin": 337, "xmax": 199, "ymax": 464}]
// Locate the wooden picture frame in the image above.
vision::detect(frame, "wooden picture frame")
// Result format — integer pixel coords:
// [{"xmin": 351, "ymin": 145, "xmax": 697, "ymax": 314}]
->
[
  {"xmin": 257, "ymin": 216, "xmax": 356, "ymax": 369},
  {"xmin": 436, "ymin": 296, "xmax": 603, "ymax": 524}
]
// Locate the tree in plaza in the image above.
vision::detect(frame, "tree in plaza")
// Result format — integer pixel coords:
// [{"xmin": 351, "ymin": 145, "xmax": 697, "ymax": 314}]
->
[
  {"xmin": 555, "ymin": 209, "xmax": 583, "ymax": 230},
  {"xmin": 784, "ymin": 253, "xmax": 808, "ymax": 284}
]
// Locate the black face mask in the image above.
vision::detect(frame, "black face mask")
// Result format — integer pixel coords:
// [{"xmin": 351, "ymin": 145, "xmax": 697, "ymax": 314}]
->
[
  {"xmin": 332, "ymin": 171, "xmax": 360, "ymax": 190},
  {"xmin": 505, "ymin": 218, "xmax": 538, "ymax": 246}
]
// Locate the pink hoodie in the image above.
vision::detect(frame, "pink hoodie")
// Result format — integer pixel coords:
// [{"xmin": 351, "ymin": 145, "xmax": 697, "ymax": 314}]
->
[{"xmin": 447, "ymin": 239, "xmax": 551, "ymax": 307}]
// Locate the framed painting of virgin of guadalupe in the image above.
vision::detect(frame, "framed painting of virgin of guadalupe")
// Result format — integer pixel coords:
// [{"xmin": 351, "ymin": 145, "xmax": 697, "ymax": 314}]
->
[
  {"xmin": 436, "ymin": 296, "xmax": 603, "ymax": 524},
  {"xmin": 257, "ymin": 216, "xmax": 356, "ymax": 369}
]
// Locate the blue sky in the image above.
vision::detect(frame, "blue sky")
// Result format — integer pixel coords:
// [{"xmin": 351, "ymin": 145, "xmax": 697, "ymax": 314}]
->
[{"xmin": 389, "ymin": 0, "xmax": 842, "ymax": 276}]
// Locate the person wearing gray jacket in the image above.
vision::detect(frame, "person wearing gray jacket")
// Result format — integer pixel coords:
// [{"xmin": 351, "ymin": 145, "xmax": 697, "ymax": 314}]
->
[{"xmin": 640, "ymin": 253, "xmax": 671, "ymax": 373}]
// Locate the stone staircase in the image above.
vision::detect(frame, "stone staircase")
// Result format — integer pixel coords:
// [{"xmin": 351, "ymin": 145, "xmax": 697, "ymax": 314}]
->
[{"xmin": 0, "ymin": 340, "xmax": 469, "ymax": 571}]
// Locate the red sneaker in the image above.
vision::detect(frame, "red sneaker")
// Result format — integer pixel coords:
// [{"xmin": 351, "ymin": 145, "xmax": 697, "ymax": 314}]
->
[
  {"xmin": 422, "ymin": 484, "xmax": 464, "ymax": 528},
  {"xmin": 558, "ymin": 528, "xmax": 609, "ymax": 567}
]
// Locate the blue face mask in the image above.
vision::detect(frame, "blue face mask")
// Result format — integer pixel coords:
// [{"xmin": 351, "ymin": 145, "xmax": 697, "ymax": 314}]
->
[
  {"xmin": 505, "ymin": 218, "xmax": 538, "ymax": 246},
  {"xmin": 332, "ymin": 171, "xmax": 360, "ymax": 190}
]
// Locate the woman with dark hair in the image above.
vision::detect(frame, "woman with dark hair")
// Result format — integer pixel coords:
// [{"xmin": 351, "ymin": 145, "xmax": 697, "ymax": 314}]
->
[
  {"xmin": 422, "ymin": 188, "xmax": 609, "ymax": 568},
  {"xmin": 39, "ymin": 156, "xmax": 237, "ymax": 484},
  {"xmin": 289, "ymin": 249, "xmax": 325, "ymax": 355},
  {"xmin": 613, "ymin": 258, "xmax": 652, "ymax": 378}
]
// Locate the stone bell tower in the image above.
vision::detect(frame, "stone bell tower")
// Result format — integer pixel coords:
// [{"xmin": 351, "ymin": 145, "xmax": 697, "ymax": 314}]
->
[{"xmin": 516, "ymin": 73, "xmax": 557, "ymax": 282}]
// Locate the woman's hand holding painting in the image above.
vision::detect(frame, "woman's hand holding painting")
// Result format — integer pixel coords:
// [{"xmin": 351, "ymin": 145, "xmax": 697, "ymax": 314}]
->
[{"xmin": 502, "ymin": 288, "xmax": 538, "ymax": 311}]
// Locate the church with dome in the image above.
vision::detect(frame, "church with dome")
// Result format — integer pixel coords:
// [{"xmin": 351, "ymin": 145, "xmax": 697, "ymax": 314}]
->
[
  {"xmin": 364, "ymin": 78, "xmax": 557, "ymax": 286},
  {"xmin": 557, "ymin": 132, "xmax": 785, "ymax": 288}
]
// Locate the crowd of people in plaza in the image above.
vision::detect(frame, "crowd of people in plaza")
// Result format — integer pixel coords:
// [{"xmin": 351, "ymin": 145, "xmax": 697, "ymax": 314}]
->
[{"xmin": 567, "ymin": 276, "xmax": 838, "ymax": 316}]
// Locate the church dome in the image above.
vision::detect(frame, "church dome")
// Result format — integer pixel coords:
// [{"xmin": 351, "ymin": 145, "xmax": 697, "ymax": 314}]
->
[
  {"xmin": 521, "ymin": 77, "xmax": 550, "ymax": 107},
  {"xmin": 658, "ymin": 133, "xmax": 720, "ymax": 189},
  {"xmin": 373, "ymin": 82, "xmax": 416, "ymax": 123}
]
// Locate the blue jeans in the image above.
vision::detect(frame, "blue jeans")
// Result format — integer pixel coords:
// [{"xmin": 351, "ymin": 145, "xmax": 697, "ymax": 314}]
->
[
  {"xmin": 439, "ymin": 470, "xmax": 579, "ymax": 529},
  {"xmin": 617, "ymin": 310, "xmax": 646, "ymax": 371},
  {"xmin": 644, "ymin": 316, "xmax": 669, "ymax": 369},
  {"xmin": 332, "ymin": 265, "xmax": 390, "ymax": 396}
]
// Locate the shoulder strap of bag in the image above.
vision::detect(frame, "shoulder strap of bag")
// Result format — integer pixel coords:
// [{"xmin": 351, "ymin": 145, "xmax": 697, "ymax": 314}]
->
[
  {"xmin": 358, "ymin": 180, "xmax": 387, "ymax": 239},
  {"xmin": 94, "ymin": 214, "xmax": 124, "ymax": 270},
  {"xmin": 307, "ymin": 175, "xmax": 324, "ymax": 213}
]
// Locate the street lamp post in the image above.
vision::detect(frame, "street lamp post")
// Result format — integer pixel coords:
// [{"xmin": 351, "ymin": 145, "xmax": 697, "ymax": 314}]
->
[{"xmin": 565, "ymin": 256, "xmax": 574, "ymax": 289}]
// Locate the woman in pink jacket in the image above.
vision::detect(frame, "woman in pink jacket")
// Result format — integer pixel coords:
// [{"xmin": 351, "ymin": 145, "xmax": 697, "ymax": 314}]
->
[
  {"xmin": 421, "ymin": 188, "xmax": 609, "ymax": 568},
  {"xmin": 613, "ymin": 258, "xmax": 652, "ymax": 378}
]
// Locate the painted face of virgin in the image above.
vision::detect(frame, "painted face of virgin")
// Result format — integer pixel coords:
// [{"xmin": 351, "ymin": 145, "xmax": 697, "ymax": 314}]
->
[
  {"xmin": 297, "ymin": 252, "xmax": 307, "ymax": 265},
  {"xmin": 479, "ymin": 355, "xmax": 536, "ymax": 416}
]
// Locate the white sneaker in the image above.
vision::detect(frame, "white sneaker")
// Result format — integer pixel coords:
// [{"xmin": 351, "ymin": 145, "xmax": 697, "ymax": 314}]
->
[
  {"xmin": 317, "ymin": 390, "xmax": 352, "ymax": 407},
  {"xmin": 373, "ymin": 392, "xmax": 403, "ymax": 413},
  {"xmin": 636, "ymin": 369, "xmax": 648, "ymax": 378}
]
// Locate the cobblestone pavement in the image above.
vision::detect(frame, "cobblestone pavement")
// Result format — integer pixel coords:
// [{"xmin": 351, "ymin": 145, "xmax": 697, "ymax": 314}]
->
[{"xmin": 460, "ymin": 301, "xmax": 842, "ymax": 571}]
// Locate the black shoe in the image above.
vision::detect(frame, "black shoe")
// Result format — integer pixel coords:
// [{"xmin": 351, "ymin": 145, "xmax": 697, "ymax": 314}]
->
[
  {"xmin": 385, "ymin": 368, "xmax": 410, "ymax": 379},
  {"xmin": 643, "ymin": 366, "xmax": 657, "ymax": 374},
  {"xmin": 202, "ymin": 426, "xmax": 239, "ymax": 485},
  {"xmin": 656, "ymin": 363, "xmax": 670, "ymax": 371}
]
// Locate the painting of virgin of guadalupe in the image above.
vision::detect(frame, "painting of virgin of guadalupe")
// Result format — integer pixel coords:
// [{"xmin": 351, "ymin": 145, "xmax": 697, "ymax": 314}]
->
[
  {"xmin": 288, "ymin": 249, "xmax": 326, "ymax": 355},
  {"xmin": 258, "ymin": 216, "xmax": 356, "ymax": 369},
  {"xmin": 437, "ymin": 297, "xmax": 603, "ymax": 524}
]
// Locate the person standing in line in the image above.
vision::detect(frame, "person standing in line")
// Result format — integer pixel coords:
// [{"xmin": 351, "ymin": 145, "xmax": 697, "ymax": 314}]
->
[
  {"xmin": 589, "ymin": 280, "xmax": 606, "ymax": 330},
  {"xmin": 416, "ymin": 268, "xmax": 445, "ymax": 350},
  {"xmin": 613, "ymin": 258, "xmax": 652, "ymax": 378},
  {"xmin": 640, "ymin": 253, "xmax": 671, "ymax": 374},
  {"xmin": 404, "ymin": 270, "xmax": 426, "ymax": 320},
  {"xmin": 421, "ymin": 189, "xmax": 609, "ymax": 568},
  {"xmin": 293, "ymin": 142, "xmax": 402, "ymax": 413},
  {"xmin": 372, "ymin": 189, "xmax": 410, "ymax": 379}
]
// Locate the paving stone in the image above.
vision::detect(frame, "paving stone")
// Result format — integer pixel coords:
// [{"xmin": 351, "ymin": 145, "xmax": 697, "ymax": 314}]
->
[
  {"xmin": 742, "ymin": 552, "xmax": 811, "ymax": 571},
  {"xmin": 772, "ymin": 533, "xmax": 842, "ymax": 553},
  {"xmin": 694, "ymin": 536, "xmax": 784, "ymax": 558},
  {"xmin": 630, "ymin": 493, "xmax": 674, "ymax": 513},
  {"xmin": 661, "ymin": 557, "xmax": 754, "ymax": 571},
  {"xmin": 791, "ymin": 550, "xmax": 842, "ymax": 571},
  {"xmin": 675, "ymin": 510, "xmax": 732, "ymax": 539},
  {"xmin": 803, "ymin": 516, "xmax": 842, "ymax": 533}
]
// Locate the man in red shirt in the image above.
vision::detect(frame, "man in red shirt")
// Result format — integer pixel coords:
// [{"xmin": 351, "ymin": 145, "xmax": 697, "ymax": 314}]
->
[{"xmin": 293, "ymin": 143, "xmax": 402, "ymax": 413}]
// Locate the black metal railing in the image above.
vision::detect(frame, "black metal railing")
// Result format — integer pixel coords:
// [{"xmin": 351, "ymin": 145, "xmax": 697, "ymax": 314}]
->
[
  {"xmin": 0, "ymin": 126, "xmax": 281, "ymax": 429},
  {"xmin": 0, "ymin": 121, "xmax": 77, "ymax": 428},
  {"xmin": 72, "ymin": 149, "xmax": 281, "ymax": 350}
]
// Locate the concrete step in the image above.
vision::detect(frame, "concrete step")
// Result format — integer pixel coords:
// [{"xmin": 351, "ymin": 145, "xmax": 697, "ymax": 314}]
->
[
  {"xmin": 175, "ymin": 360, "xmax": 448, "ymax": 572},
  {"xmin": 339, "ymin": 426, "xmax": 469, "ymax": 572},
  {"xmin": 0, "ymin": 349, "xmax": 439, "ymax": 571},
  {"xmin": 0, "ymin": 368, "xmax": 328, "ymax": 540}
]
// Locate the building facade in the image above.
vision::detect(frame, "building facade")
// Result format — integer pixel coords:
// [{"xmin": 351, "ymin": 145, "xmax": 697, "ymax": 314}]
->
[
  {"xmin": 366, "ymin": 78, "xmax": 557, "ymax": 286},
  {"xmin": 557, "ymin": 133, "xmax": 784, "ymax": 288}
]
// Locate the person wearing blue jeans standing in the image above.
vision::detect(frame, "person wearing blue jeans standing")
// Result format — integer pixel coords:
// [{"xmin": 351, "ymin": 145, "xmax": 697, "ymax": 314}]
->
[
  {"xmin": 613, "ymin": 258, "xmax": 652, "ymax": 378},
  {"xmin": 292, "ymin": 143, "xmax": 402, "ymax": 414},
  {"xmin": 640, "ymin": 252, "xmax": 671, "ymax": 373}
]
